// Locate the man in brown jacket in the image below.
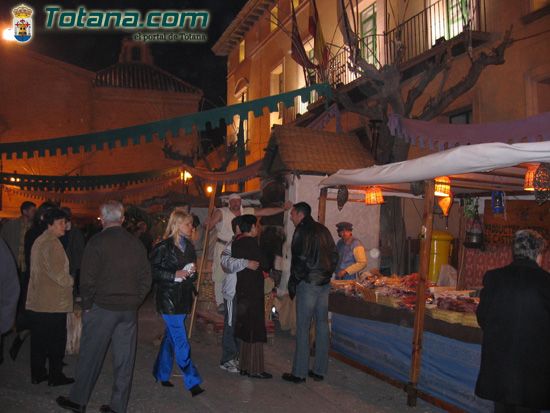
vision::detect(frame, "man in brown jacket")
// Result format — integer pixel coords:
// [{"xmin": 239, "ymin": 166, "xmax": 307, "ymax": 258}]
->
[
  {"xmin": 57, "ymin": 201, "xmax": 151, "ymax": 413},
  {"xmin": 26, "ymin": 207, "xmax": 73, "ymax": 386}
]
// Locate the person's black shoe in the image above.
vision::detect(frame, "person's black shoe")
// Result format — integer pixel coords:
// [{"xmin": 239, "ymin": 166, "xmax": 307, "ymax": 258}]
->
[
  {"xmin": 56, "ymin": 396, "xmax": 86, "ymax": 412},
  {"xmin": 239, "ymin": 369, "xmax": 249, "ymax": 376},
  {"xmin": 9, "ymin": 336, "xmax": 23, "ymax": 361},
  {"xmin": 160, "ymin": 381, "xmax": 174, "ymax": 387},
  {"xmin": 99, "ymin": 405, "xmax": 117, "ymax": 413},
  {"xmin": 31, "ymin": 373, "xmax": 49, "ymax": 384},
  {"xmin": 190, "ymin": 385, "xmax": 204, "ymax": 397},
  {"xmin": 308, "ymin": 370, "xmax": 324, "ymax": 381},
  {"xmin": 48, "ymin": 375, "xmax": 75, "ymax": 386},
  {"xmin": 249, "ymin": 372, "xmax": 273, "ymax": 379},
  {"xmin": 282, "ymin": 372, "xmax": 305, "ymax": 383}
]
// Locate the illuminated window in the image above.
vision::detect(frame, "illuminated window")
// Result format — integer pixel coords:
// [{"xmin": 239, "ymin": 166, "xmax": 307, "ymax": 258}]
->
[
  {"xmin": 360, "ymin": 4, "xmax": 377, "ymax": 65},
  {"xmin": 270, "ymin": 64, "xmax": 284, "ymax": 127},
  {"xmin": 231, "ymin": 90, "xmax": 249, "ymax": 149},
  {"xmin": 271, "ymin": 6, "xmax": 278, "ymax": 32},
  {"xmin": 292, "ymin": 0, "xmax": 300, "ymax": 9},
  {"xmin": 239, "ymin": 39, "xmax": 245, "ymax": 63}
]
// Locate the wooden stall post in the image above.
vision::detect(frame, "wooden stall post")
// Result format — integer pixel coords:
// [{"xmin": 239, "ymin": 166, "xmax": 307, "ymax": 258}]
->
[
  {"xmin": 407, "ymin": 179, "xmax": 435, "ymax": 406},
  {"xmin": 188, "ymin": 184, "xmax": 218, "ymax": 339},
  {"xmin": 318, "ymin": 187, "xmax": 328, "ymax": 225}
]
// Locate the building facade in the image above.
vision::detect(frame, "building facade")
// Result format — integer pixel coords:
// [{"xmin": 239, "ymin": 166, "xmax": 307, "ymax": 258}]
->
[
  {"xmin": 0, "ymin": 39, "xmax": 203, "ymax": 216},
  {"xmin": 213, "ymin": 0, "xmax": 550, "ymax": 188}
]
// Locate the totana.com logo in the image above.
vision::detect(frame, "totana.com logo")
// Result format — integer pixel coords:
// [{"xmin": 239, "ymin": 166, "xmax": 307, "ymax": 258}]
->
[{"xmin": 12, "ymin": 3, "xmax": 33, "ymax": 43}]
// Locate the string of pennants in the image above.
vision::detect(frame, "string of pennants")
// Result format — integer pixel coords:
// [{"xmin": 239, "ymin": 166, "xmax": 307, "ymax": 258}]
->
[
  {"xmin": 0, "ymin": 166, "xmax": 181, "ymax": 191},
  {"xmin": 2, "ymin": 178, "xmax": 182, "ymax": 205},
  {"xmin": 0, "ymin": 160, "xmax": 263, "ymax": 192},
  {"xmin": 0, "ymin": 84, "xmax": 331, "ymax": 159}
]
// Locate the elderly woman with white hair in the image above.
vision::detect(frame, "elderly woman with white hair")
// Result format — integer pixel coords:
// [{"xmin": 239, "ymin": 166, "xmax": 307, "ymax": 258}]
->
[{"xmin": 476, "ymin": 229, "xmax": 550, "ymax": 413}]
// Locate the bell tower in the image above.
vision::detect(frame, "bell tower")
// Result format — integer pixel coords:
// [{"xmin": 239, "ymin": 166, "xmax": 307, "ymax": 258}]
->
[{"xmin": 118, "ymin": 38, "xmax": 154, "ymax": 65}]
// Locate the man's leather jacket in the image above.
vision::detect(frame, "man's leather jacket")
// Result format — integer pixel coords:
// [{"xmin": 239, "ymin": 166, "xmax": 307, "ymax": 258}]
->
[{"xmin": 289, "ymin": 215, "xmax": 338, "ymax": 296}]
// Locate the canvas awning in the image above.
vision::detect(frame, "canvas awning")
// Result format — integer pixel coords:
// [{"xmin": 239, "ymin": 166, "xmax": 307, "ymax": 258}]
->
[{"xmin": 320, "ymin": 141, "xmax": 550, "ymax": 194}]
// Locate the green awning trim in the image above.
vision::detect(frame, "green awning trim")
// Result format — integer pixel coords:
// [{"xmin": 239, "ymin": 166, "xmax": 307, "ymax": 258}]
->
[
  {"xmin": 1, "ymin": 167, "xmax": 180, "ymax": 191},
  {"xmin": 1, "ymin": 84, "xmax": 331, "ymax": 159}
]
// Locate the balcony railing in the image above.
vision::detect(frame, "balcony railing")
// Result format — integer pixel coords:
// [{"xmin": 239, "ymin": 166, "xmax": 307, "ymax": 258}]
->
[
  {"xmin": 385, "ymin": 0, "xmax": 486, "ymax": 66},
  {"xmin": 322, "ymin": 0, "xmax": 486, "ymax": 88}
]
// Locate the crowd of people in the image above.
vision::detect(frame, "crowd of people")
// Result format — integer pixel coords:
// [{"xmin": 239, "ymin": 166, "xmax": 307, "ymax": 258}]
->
[{"xmin": 1, "ymin": 196, "xmax": 549, "ymax": 413}]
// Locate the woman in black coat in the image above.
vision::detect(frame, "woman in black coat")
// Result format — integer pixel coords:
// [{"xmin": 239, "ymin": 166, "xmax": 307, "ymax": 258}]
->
[
  {"xmin": 231, "ymin": 214, "xmax": 272, "ymax": 379},
  {"xmin": 150, "ymin": 210, "xmax": 204, "ymax": 397},
  {"xmin": 476, "ymin": 229, "xmax": 550, "ymax": 412}
]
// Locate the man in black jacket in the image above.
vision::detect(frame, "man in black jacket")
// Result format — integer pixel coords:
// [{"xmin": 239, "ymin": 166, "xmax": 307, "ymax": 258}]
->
[
  {"xmin": 57, "ymin": 201, "xmax": 151, "ymax": 413},
  {"xmin": 476, "ymin": 229, "xmax": 550, "ymax": 413},
  {"xmin": 282, "ymin": 202, "xmax": 338, "ymax": 384}
]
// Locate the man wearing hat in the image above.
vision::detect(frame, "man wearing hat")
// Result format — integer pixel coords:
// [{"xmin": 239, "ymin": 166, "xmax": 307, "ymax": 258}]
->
[
  {"xmin": 335, "ymin": 222, "xmax": 367, "ymax": 280},
  {"xmin": 206, "ymin": 193, "xmax": 291, "ymax": 313}
]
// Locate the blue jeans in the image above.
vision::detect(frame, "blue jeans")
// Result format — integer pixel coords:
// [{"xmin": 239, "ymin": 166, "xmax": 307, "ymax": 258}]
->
[
  {"xmin": 153, "ymin": 314, "xmax": 202, "ymax": 390},
  {"xmin": 220, "ymin": 297, "xmax": 240, "ymax": 364},
  {"xmin": 292, "ymin": 282, "xmax": 330, "ymax": 378}
]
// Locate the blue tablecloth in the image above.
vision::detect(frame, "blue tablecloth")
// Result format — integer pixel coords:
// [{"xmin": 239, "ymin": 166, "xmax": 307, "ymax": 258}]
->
[{"xmin": 331, "ymin": 313, "xmax": 493, "ymax": 412}]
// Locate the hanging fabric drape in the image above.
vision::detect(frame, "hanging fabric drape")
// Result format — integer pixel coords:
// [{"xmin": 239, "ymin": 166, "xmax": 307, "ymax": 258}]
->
[
  {"xmin": 2, "ymin": 177, "xmax": 181, "ymax": 205},
  {"xmin": 183, "ymin": 160, "xmax": 262, "ymax": 184},
  {"xmin": 0, "ymin": 84, "xmax": 332, "ymax": 159},
  {"xmin": 388, "ymin": 112, "xmax": 550, "ymax": 151}
]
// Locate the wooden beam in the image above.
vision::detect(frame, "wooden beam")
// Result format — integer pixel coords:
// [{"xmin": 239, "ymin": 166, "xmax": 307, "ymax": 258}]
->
[
  {"xmin": 188, "ymin": 184, "xmax": 217, "ymax": 338},
  {"xmin": 408, "ymin": 179, "xmax": 435, "ymax": 407},
  {"xmin": 318, "ymin": 187, "xmax": 327, "ymax": 225}
]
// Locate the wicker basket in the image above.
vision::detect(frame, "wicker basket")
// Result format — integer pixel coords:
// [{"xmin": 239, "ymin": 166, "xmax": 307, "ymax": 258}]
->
[
  {"xmin": 354, "ymin": 283, "xmax": 376, "ymax": 302},
  {"xmin": 198, "ymin": 279, "xmax": 216, "ymax": 303},
  {"xmin": 264, "ymin": 293, "xmax": 275, "ymax": 321},
  {"xmin": 461, "ymin": 312, "xmax": 480, "ymax": 328},
  {"xmin": 428, "ymin": 308, "xmax": 463, "ymax": 324},
  {"xmin": 376, "ymin": 293, "xmax": 401, "ymax": 308}
]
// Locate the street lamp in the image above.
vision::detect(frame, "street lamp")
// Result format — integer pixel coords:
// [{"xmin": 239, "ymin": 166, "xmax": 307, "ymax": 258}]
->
[{"xmin": 2, "ymin": 28, "xmax": 15, "ymax": 41}]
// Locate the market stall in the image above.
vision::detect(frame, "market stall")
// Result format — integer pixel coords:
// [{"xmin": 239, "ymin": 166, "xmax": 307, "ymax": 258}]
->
[{"xmin": 320, "ymin": 141, "xmax": 550, "ymax": 412}]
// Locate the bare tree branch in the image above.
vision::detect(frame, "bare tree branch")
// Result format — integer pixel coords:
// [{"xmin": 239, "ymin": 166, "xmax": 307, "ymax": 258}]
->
[
  {"xmin": 418, "ymin": 26, "xmax": 514, "ymax": 120},
  {"xmin": 403, "ymin": 46, "xmax": 450, "ymax": 117}
]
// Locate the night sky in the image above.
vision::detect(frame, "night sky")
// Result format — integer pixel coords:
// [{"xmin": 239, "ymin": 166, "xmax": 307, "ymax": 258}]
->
[{"xmin": 2, "ymin": 0, "xmax": 247, "ymax": 108}]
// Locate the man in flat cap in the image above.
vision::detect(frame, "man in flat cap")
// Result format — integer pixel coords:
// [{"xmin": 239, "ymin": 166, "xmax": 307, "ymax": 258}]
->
[{"xmin": 335, "ymin": 222, "xmax": 367, "ymax": 280}]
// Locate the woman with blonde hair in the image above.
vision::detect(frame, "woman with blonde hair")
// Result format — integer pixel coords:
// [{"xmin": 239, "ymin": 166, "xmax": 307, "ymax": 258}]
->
[{"xmin": 150, "ymin": 210, "xmax": 204, "ymax": 397}]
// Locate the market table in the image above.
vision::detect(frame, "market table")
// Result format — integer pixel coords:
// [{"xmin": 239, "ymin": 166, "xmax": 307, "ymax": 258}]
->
[{"xmin": 329, "ymin": 293, "xmax": 491, "ymax": 412}]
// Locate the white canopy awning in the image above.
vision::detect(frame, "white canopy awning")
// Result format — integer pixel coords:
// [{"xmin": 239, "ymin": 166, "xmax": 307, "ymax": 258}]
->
[{"xmin": 321, "ymin": 142, "xmax": 550, "ymax": 188}]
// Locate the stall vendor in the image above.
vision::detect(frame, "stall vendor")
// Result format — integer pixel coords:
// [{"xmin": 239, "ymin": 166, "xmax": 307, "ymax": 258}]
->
[{"xmin": 335, "ymin": 222, "xmax": 367, "ymax": 280}]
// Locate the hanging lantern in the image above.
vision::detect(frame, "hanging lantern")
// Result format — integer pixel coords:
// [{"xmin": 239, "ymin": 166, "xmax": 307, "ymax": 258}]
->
[
  {"xmin": 491, "ymin": 191, "xmax": 505, "ymax": 214},
  {"xmin": 523, "ymin": 164, "xmax": 538, "ymax": 191},
  {"xmin": 336, "ymin": 185, "xmax": 349, "ymax": 211},
  {"xmin": 434, "ymin": 176, "xmax": 451, "ymax": 197},
  {"xmin": 534, "ymin": 163, "xmax": 550, "ymax": 205},
  {"xmin": 438, "ymin": 194, "xmax": 453, "ymax": 217},
  {"xmin": 364, "ymin": 186, "xmax": 384, "ymax": 205},
  {"xmin": 464, "ymin": 200, "xmax": 483, "ymax": 249}
]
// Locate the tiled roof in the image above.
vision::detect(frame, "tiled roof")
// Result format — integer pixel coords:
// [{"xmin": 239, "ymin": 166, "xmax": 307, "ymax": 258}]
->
[
  {"xmin": 261, "ymin": 125, "xmax": 374, "ymax": 176},
  {"xmin": 94, "ymin": 63, "xmax": 202, "ymax": 95}
]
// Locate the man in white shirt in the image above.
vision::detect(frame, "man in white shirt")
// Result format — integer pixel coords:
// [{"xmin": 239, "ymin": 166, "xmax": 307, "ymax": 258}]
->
[{"xmin": 206, "ymin": 194, "xmax": 290, "ymax": 313}]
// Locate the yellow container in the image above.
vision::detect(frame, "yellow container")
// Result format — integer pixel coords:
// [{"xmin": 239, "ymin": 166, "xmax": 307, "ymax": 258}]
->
[{"xmin": 428, "ymin": 230, "xmax": 453, "ymax": 283}]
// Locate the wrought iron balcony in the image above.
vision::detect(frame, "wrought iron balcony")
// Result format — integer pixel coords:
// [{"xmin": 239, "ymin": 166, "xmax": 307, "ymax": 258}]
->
[{"xmin": 323, "ymin": 0, "xmax": 488, "ymax": 89}]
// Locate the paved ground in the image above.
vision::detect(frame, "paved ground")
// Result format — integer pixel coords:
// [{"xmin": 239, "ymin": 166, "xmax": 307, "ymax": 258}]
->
[{"xmin": 0, "ymin": 297, "xmax": 443, "ymax": 413}]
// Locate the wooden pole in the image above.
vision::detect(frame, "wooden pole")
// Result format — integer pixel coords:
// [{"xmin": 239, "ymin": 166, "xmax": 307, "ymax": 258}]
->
[
  {"xmin": 188, "ymin": 184, "xmax": 218, "ymax": 339},
  {"xmin": 318, "ymin": 187, "xmax": 328, "ymax": 225},
  {"xmin": 456, "ymin": 205, "xmax": 467, "ymax": 290},
  {"xmin": 407, "ymin": 179, "xmax": 435, "ymax": 407}
]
